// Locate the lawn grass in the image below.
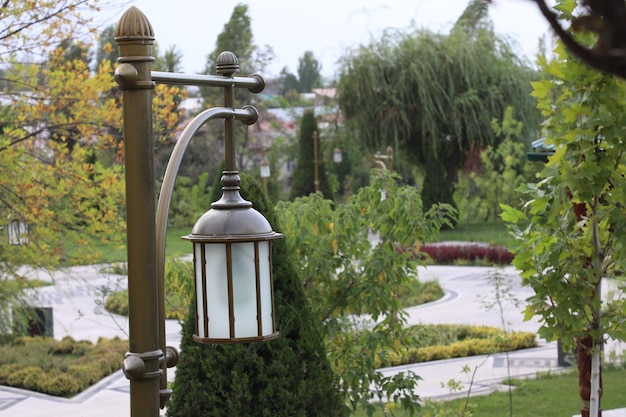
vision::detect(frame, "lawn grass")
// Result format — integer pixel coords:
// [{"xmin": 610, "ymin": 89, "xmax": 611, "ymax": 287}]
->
[
  {"xmin": 352, "ymin": 367, "xmax": 626, "ymax": 417},
  {"xmin": 68, "ymin": 221, "xmax": 514, "ymax": 265},
  {"xmin": 64, "ymin": 226, "xmax": 193, "ymax": 265},
  {"xmin": 434, "ymin": 220, "xmax": 515, "ymax": 248}
]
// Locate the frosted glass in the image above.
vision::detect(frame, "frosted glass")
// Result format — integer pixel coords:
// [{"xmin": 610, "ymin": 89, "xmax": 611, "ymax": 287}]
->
[
  {"xmin": 194, "ymin": 244, "xmax": 205, "ymax": 338},
  {"xmin": 258, "ymin": 242, "xmax": 273, "ymax": 336},
  {"xmin": 232, "ymin": 242, "xmax": 258, "ymax": 338},
  {"xmin": 203, "ymin": 244, "xmax": 230, "ymax": 339}
]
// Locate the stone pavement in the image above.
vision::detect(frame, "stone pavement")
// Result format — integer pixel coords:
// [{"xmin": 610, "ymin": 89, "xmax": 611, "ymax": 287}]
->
[{"xmin": 0, "ymin": 264, "xmax": 624, "ymax": 417}]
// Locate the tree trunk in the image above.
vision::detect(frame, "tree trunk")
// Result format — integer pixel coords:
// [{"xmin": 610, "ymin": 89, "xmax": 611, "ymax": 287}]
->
[{"xmin": 590, "ymin": 349, "xmax": 602, "ymax": 417}]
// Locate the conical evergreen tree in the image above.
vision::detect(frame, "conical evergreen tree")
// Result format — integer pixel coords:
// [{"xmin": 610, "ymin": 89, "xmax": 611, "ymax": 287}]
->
[
  {"xmin": 167, "ymin": 173, "xmax": 345, "ymax": 417},
  {"xmin": 421, "ymin": 157, "xmax": 458, "ymax": 228},
  {"xmin": 288, "ymin": 110, "xmax": 334, "ymax": 200}
]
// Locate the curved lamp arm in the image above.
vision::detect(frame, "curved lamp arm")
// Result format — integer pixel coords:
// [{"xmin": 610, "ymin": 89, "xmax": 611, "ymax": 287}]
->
[{"xmin": 155, "ymin": 105, "xmax": 258, "ymax": 405}]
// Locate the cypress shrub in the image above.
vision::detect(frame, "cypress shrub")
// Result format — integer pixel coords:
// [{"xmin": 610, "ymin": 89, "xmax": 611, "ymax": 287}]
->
[
  {"xmin": 288, "ymin": 110, "xmax": 334, "ymax": 201},
  {"xmin": 167, "ymin": 173, "xmax": 346, "ymax": 417},
  {"xmin": 421, "ymin": 157, "xmax": 458, "ymax": 228}
]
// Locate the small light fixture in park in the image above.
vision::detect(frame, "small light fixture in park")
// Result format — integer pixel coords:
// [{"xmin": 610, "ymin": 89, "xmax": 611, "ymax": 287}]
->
[
  {"xmin": 260, "ymin": 155, "xmax": 271, "ymax": 180},
  {"xmin": 8, "ymin": 217, "xmax": 28, "ymax": 245},
  {"xmin": 183, "ymin": 169, "xmax": 281, "ymax": 343},
  {"xmin": 333, "ymin": 147, "xmax": 342, "ymax": 164}
]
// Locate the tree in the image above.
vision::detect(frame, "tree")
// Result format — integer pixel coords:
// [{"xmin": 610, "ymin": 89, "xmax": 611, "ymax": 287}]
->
[
  {"xmin": 337, "ymin": 0, "xmax": 540, "ymax": 214},
  {"xmin": 0, "ymin": 0, "xmax": 182, "ymax": 334},
  {"xmin": 502, "ymin": 13, "xmax": 626, "ymax": 416},
  {"xmin": 167, "ymin": 173, "xmax": 346, "ymax": 417},
  {"xmin": 154, "ymin": 44, "xmax": 183, "ymax": 73},
  {"xmin": 288, "ymin": 109, "xmax": 333, "ymax": 200},
  {"xmin": 198, "ymin": 3, "xmax": 274, "ymax": 171},
  {"xmin": 464, "ymin": 106, "xmax": 541, "ymax": 222},
  {"xmin": 276, "ymin": 169, "xmax": 455, "ymax": 415},
  {"xmin": 95, "ymin": 25, "xmax": 118, "ymax": 71},
  {"xmin": 280, "ymin": 66, "xmax": 300, "ymax": 96},
  {"xmin": 0, "ymin": 1, "xmax": 98, "ymax": 58},
  {"xmin": 297, "ymin": 51, "xmax": 322, "ymax": 93},
  {"xmin": 280, "ymin": 51, "xmax": 322, "ymax": 94}
]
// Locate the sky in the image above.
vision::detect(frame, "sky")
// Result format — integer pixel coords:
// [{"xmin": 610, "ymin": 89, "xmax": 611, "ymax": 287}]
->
[{"xmin": 103, "ymin": 0, "xmax": 554, "ymax": 79}]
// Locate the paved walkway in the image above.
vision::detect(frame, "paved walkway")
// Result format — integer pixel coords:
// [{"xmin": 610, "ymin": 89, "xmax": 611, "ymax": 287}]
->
[{"xmin": 0, "ymin": 264, "xmax": 624, "ymax": 416}]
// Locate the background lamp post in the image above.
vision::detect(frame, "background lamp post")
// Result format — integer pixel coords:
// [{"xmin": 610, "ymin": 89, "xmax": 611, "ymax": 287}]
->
[
  {"xmin": 333, "ymin": 147, "xmax": 343, "ymax": 164},
  {"xmin": 115, "ymin": 6, "xmax": 280, "ymax": 417},
  {"xmin": 313, "ymin": 130, "xmax": 320, "ymax": 192},
  {"xmin": 260, "ymin": 147, "xmax": 270, "ymax": 194},
  {"xmin": 8, "ymin": 217, "xmax": 28, "ymax": 245},
  {"xmin": 374, "ymin": 146, "xmax": 394, "ymax": 171}
]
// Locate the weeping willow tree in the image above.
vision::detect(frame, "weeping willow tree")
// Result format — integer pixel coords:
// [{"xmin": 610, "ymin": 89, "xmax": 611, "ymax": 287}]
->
[{"xmin": 337, "ymin": 0, "xmax": 540, "ymax": 213}]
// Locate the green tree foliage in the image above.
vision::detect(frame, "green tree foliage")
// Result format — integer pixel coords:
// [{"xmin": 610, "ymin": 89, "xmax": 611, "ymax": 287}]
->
[
  {"xmin": 281, "ymin": 51, "xmax": 323, "ymax": 94},
  {"xmin": 153, "ymin": 44, "xmax": 183, "ymax": 73},
  {"xmin": 456, "ymin": 107, "xmax": 541, "ymax": 222},
  {"xmin": 421, "ymin": 157, "xmax": 458, "ymax": 228},
  {"xmin": 0, "ymin": 0, "xmax": 183, "ymax": 335},
  {"xmin": 168, "ymin": 173, "xmax": 345, "ymax": 417},
  {"xmin": 276, "ymin": 169, "xmax": 456, "ymax": 415},
  {"xmin": 288, "ymin": 110, "xmax": 333, "ymax": 200},
  {"xmin": 528, "ymin": 0, "xmax": 626, "ymax": 80},
  {"xmin": 95, "ymin": 25, "xmax": 118, "ymax": 70},
  {"xmin": 502, "ymin": 5, "xmax": 626, "ymax": 412},
  {"xmin": 337, "ymin": 0, "xmax": 540, "ymax": 213},
  {"xmin": 297, "ymin": 51, "xmax": 322, "ymax": 92},
  {"xmin": 280, "ymin": 66, "xmax": 300, "ymax": 97},
  {"xmin": 202, "ymin": 3, "xmax": 273, "ymax": 104},
  {"xmin": 198, "ymin": 3, "xmax": 273, "ymax": 171}
]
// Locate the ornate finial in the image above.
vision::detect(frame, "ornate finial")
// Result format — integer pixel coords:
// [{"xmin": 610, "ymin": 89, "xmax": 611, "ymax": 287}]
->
[
  {"xmin": 216, "ymin": 51, "xmax": 239, "ymax": 76},
  {"xmin": 115, "ymin": 6, "xmax": 155, "ymax": 42}
]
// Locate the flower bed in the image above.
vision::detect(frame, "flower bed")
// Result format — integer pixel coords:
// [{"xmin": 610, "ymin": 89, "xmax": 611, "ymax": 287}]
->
[{"xmin": 418, "ymin": 242, "xmax": 514, "ymax": 265}]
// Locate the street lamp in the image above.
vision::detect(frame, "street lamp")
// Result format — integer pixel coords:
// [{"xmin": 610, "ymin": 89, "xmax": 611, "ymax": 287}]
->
[
  {"xmin": 115, "ymin": 6, "xmax": 281, "ymax": 417},
  {"xmin": 313, "ymin": 131, "xmax": 342, "ymax": 193},
  {"xmin": 7, "ymin": 217, "xmax": 28, "ymax": 245},
  {"xmin": 313, "ymin": 130, "xmax": 320, "ymax": 193},
  {"xmin": 333, "ymin": 147, "xmax": 342, "ymax": 164}
]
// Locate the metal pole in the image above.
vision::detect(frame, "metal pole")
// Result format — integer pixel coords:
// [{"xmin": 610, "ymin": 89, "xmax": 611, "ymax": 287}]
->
[
  {"xmin": 261, "ymin": 146, "xmax": 268, "ymax": 194},
  {"xmin": 313, "ymin": 131, "xmax": 319, "ymax": 193},
  {"xmin": 115, "ymin": 7, "xmax": 161, "ymax": 417}
]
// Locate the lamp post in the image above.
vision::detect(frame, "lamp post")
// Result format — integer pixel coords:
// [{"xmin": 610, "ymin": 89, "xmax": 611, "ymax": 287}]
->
[
  {"xmin": 115, "ymin": 7, "xmax": 281, "ymax": 417},
  {"xmin": 312, "ymin": 131, "xmax": 342, "ymax": 193},
  {"xmin": 313, "ymin": 130, "xmax": 320, "ymax": 193},
  {"xmin": 260, "ymin": 146, "xmax": 270, "ymax": 194},
  {"xmin": 374, "ymin": 146, "xmax": 393, "ymax": 172}
]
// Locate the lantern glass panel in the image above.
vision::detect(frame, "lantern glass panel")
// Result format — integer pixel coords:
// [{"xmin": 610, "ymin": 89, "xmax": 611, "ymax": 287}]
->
[
  {"xmin": 231, "ymin": 242, "xmax": 258, "ymax": 338},
  {"xmin": 203, "ymin": 243, "xmax": 230, "ymax": 339},
  {"xmin": 257, "ymin": 241, "xmax": 273, "ymax": 335},
  {"xmin": 260, "ymin": 164, "xmax": 270, "ymax": 178},
  {"xmin": 194, "ymin": 243, "xmax": 206, "ymax": 338}
]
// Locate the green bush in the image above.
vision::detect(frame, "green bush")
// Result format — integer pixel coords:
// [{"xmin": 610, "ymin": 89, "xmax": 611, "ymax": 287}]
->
[
  {"xmin": 0, "ymin": 336, "xmax": 126, "ymax": 396},
  {"xmin": 0, "ymin": 363, "xmax": 23, "ymax": 384},
  {"xmin": 376, "ymin": 326, "xmax": 537, "ymax": 368},
  {"xmin": 104, "ymin": 289, "xmax": 128, "ymax": 316},
  {"xmin": 42, "ymin": 373, "xmax": 82, "ymax": 397},
  {"xmin": 6, "ymin": 366, "xmax": 43, "ymax": 390}
]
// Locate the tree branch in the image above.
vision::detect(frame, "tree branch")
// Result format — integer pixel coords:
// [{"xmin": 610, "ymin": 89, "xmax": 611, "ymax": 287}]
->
[
  {"xmin": 530, "ymin": 0, "xmax": 626, "ymax": 78},
  {"xmin": 0, "ymin": 1, "xmax": 91, "ymax": 43}
]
